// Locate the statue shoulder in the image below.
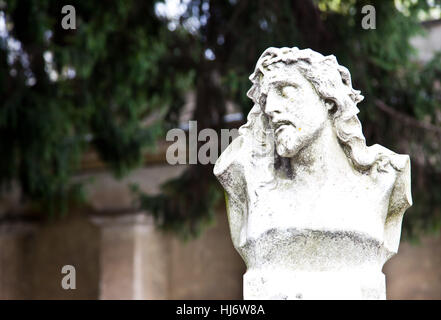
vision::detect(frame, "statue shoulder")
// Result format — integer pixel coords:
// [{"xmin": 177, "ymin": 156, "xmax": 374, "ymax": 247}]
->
[
  {"xmin": 366, "ymin": 144, "xmax": 411, "ymax": 253},
  {"xmin": 387, "ymin": 153, "xmax": 412, "ymax": 222},
  {"xmin": 381, "ymin": 148, "xmax": 412, "ymax": 253},
  {"xmin": 213, "ymin": 135, "xmax": 248, "ymax": 194},
  {"xmin": 214, "ymin": 135, "xmax": 250, "ymax": 249}
]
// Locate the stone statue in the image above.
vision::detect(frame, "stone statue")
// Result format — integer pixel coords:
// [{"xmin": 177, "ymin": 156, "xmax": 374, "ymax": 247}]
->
[{"xmin": 213, "ymin": 47, "xmax": 412, "ymax": 300}]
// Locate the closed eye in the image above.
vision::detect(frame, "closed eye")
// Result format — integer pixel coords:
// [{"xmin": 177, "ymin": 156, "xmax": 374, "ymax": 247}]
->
[
  {"xmin": 271, "ymin": 81, "xmax": 298, "ymax": 98},
  {"xmin": 280, "ymin": 85, "xmax": 297, "ymax": 98}
]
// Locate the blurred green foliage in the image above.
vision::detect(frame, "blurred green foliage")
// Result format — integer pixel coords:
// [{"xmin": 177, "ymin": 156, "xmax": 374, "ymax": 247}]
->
[{"xmin": 1, "ymin": 0, "xmax": 440, "ymax": 240}]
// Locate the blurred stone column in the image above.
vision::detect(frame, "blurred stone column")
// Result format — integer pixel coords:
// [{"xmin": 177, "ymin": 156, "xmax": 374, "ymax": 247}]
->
[
  {"xmin": 0, "ymin": 219, "xmax": 37, "ymax": 299},
  {"xmin": 90, "ymin": 213, "xmax": 170, "ymax": 300}
]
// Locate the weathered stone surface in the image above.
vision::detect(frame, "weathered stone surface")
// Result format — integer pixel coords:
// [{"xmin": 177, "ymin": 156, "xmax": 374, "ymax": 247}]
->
[{"xmin": 214, "ymin": 47, "xmax": 412, "ymax": 300}]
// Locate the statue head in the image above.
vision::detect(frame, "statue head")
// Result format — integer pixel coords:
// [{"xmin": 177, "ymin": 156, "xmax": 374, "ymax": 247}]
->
[{"xmin": 241, "ymin": 47, "xmax": 388, "ymax": 172}]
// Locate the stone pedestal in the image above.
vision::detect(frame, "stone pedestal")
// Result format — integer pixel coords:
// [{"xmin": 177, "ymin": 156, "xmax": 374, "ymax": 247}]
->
[
  {"xmin": 239, "ymin": 229, "xmax": 392, "ymax": 300},
  {"xmin": 244, "ymin": 270, "xmax": 385, "ymax": 300}
]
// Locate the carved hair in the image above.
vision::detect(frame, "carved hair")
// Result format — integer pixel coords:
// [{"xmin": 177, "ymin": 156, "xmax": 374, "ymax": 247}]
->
[{"xmin": 240, "ymin": 47, "xmax": 398, "ymax": 173}]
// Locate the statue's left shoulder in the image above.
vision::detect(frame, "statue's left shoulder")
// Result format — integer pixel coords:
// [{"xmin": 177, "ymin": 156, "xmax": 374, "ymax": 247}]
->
[
  {"xmin": 388, "ymin": 153, "xmax": 412, "ymax": 216},
  {"xmin": 369, "ymin": 144, "xmax": 412, "ymax": 210},
  {"xmin": 384, "ymin": 151, "xmax": 412, "ymax": 253},
  {"xmin": 368, "ymin": 144, "xmax": 412, "ymax": 252}
]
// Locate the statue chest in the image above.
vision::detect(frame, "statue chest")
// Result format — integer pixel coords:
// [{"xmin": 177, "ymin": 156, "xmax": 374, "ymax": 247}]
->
[{"xmin": 243, "ymin": 174, "xmax": 395, "ymax": 243}]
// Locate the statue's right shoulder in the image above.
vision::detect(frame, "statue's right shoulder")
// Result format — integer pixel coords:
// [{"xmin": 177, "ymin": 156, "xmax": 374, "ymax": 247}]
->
[{"xmin": 213, "ymin": 135, "xmax": 248, "ymax": 193}]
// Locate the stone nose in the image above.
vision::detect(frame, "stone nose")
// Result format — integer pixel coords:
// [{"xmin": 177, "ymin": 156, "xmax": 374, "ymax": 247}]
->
[{"xmin": 264, "ymin": 94, "xmax": 282, "ymax": 119}]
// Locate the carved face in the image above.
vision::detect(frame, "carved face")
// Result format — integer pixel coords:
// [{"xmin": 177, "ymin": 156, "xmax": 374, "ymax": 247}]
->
[{"xmin": 262, "ymin": 64, "xmax": 329, "ymax": 158}]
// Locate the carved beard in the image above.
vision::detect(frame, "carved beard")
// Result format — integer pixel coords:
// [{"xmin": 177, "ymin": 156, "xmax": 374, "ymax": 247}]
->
[{"xmin": 274, "ymin": 125, "xmax": 303, "ymax": 158}]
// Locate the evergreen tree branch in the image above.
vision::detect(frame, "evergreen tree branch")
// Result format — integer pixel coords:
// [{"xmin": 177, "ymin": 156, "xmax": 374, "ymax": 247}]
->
[{"xmin": 374, "ymin": 99, "xmax": 441, "ymax": 135}]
